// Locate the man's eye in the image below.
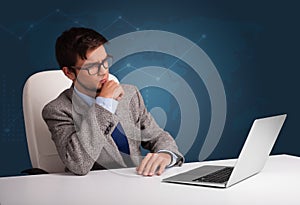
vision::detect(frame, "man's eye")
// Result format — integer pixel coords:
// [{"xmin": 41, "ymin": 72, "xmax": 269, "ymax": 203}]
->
[{"xmin": 83, "ymin": 63, "xmax": 97, "ymax": 70}]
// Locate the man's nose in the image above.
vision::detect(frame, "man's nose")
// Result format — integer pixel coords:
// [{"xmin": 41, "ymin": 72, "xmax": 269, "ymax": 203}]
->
[{"xmin": 97, "ymin": 71, "xmax": 107, "ymax": 77}]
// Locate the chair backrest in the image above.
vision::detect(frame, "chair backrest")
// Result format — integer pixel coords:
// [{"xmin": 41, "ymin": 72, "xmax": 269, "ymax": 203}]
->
[
  {"xmin": 23, "ymin": 70, "xmax": 119, "ymax": 173},
  {"xmin": 23, "ymin": 70, "xmax": 72, "ymax": 173}
]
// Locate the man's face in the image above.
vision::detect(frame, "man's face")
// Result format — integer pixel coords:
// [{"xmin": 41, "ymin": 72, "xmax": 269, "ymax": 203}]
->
[{"xmin": 73, "ymin": 45, "xmax": 110, "ymax": 97}]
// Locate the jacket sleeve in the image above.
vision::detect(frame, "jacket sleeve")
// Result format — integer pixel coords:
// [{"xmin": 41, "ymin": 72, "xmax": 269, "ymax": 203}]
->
[
  {"xmin": 130, "ymin": 86, "xmax": 184, "ymax": 166},
  {"xmin": 42, "ymin": 98, "xmax": 118, "ymax": 175}
]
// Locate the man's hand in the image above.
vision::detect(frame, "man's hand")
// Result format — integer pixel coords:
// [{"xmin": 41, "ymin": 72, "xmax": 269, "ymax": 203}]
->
[
  {"xmin": 98, "ymin": 80, "xmax": 124, "ymax": 101},
  {"xmin": 136, "ymin": 153, "xmax": 171, "ymax": 176}
]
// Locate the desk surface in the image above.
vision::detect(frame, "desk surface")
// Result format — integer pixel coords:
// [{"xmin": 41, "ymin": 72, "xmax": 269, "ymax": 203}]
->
[{"xmin": 0, "ymin": 155, "xmax": 300, "ymax": 205}]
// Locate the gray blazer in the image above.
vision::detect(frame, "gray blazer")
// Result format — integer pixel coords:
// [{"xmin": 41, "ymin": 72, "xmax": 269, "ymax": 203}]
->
[{"xmin": 42, "ymin": 84, "xmax": 183, "ymax": 175}]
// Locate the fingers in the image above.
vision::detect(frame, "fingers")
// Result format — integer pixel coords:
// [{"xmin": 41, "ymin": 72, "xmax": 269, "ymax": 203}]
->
[
  {"xmin": 142, "ymin": 153, "xmax": 160, "ymax": 176},
  {"xmin": 136, "ymin": 153, "xmax": 171, "ymax": 177},
  {"xmin": 136, "ymin": 153, "xmax": 153, "ymax": 175},
  {"xmin": 98, "ymin": 80, "xmax": 124, "ymax": 100},
  {"xmin": 113, "ymin": 85, "xmax": 124, "ymax": 101},
  {"xmin": 156, "ymin": 160, "xmax": 169, "ymax": 175}
]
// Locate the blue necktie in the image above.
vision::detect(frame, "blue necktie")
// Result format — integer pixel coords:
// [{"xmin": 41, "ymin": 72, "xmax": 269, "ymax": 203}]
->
[{"xmin": 111, "ymin": 122, "xmax": 130, "ymax": 155}]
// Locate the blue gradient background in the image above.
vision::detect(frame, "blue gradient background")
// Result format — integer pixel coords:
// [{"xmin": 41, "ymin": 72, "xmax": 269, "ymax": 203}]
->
[{"xmin": 0, "ymin": 0, "xmax": 299, "ymax": 177}]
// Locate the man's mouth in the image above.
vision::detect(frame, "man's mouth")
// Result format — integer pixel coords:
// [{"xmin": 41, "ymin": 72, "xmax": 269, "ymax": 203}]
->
[{"xmin": 100, "ymin": 78, "xmax": 107, "ymax": 84}]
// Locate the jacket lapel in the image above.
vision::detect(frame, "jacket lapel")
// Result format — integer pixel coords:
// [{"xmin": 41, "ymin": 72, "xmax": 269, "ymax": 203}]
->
[
  {"xmin": 115, "ymin": 99, "xmax": 141, "ymax": 167},
  {"xmin": 67, "ymin": 86, "xmax": 142, "ymax": 168},
  {"xmin": 67, "ymin": 86, "xmax": 128, "ymax": 167}
]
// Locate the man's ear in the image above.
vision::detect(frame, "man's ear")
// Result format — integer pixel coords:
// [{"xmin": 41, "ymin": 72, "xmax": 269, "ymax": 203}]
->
[{"xmin": 62, "ymin": 67, "xmax": 76, "ymax": 81}]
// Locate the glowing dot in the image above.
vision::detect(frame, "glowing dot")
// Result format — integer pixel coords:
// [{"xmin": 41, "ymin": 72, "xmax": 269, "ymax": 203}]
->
[
  {"xmin": 136, "ymin": 28, "xmax": 140, "ymax": 31},
  {"xmin": 118, "ymin": 16, "xmax": 122, "ymax": 19},
  {"xmin": 126, "ymin": 63, "xmax": 131, "ymax": 67},
  {"xmin": 30, "ymin": 24, "xmax": 34, "ymax": 28},
  {"xmin": 156, "ymin": 77, "xmax": 160, "ymax": 81},
  {"xmin": 56, "ymin": 9, "xmax": 60, "ymax": 12},
  {"xmin": 202, "ymin": 34, "xmax": 207, "ymax": 39},
  {"xmin": 18, "ymin": 37, "xmax": 22, "ymax": 40}
]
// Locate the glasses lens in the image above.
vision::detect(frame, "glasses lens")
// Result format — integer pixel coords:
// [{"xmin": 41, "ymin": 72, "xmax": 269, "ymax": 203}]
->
[
  {"xmin": 103, "ymin": 57, "xmax": 112, "ymax": 69},
  {"xmin": 82, "ymin": 56, "xmax": 113, "ymax": 75},
  {"xmin": 87, "ymin": 65, "xmax": 99, "ymax": 75}
]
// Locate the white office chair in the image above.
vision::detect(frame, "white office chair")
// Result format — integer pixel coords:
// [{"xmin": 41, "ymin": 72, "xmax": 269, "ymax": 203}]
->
[{"xmin": 23, "ymin": 70, "xmax": 119, "ymax": 173}]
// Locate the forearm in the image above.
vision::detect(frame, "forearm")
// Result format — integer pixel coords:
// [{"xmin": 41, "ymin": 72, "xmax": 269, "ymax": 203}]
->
[
  {"xmin": 132, "ymin": 86, "xmax": 184, "ymax": 165},
  {"xmin": 141, "ymin": 131, "xmax": 184, "ymax": 165}
]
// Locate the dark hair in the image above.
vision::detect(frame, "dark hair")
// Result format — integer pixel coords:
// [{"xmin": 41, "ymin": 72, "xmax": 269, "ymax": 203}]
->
[{"xmin": 55, "ymin": 27, "xmax": 108, "ymax": 68}]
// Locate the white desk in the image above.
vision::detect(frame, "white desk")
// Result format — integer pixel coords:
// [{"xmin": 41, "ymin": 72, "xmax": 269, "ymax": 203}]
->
[{"xmin": 0, "ymin": 155, "xmax": 299, "ymax": 205}]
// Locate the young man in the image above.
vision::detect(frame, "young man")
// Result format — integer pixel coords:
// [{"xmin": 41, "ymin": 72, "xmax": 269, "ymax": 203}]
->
[{"xmin": 42, "ymin": 27, "xmax": 183, "ymax": 176}]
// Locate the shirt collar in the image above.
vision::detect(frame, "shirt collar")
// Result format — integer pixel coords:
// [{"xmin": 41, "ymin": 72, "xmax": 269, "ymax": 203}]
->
[{"xmin": 74, "ymin": 87, "xmax": 95, "ymax": 107}]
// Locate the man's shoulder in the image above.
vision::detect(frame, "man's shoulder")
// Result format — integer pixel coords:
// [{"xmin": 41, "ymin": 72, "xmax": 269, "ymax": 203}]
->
[
  {"xmin": 121, "ymin": 84, "xmax": 138, "ymax": 93},
  {"xmin": 118, "ymin": 84, "xmax": 145, "ymax": 110},
  {"xmin": 43, "ymin": 87, "xmax": 73, "ymax": 112}
]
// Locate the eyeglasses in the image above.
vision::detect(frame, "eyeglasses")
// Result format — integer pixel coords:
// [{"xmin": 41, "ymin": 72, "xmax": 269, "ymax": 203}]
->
[{"xmin": 69, "ymin": 55, "xmax": 113, "ymax": 76}]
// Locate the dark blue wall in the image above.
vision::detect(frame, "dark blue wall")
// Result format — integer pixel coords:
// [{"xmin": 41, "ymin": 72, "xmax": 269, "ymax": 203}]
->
[{"xmin": 0, "ymin": 0, "xmax": 299, "ymax": 177}]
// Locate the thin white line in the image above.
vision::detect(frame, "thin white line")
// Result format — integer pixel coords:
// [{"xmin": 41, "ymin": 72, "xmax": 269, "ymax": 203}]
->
[
  {"xmin": 0, "ymin": 24, "xmax": 19, "ymax": 38},
  {"xmin": 99, "ymin": 17, "xmax": 120, "ymax": 33},
  {"xmin": 113, "ymin": 65, "xmax": 157, "ymax": 80},
  {"xmin": 119, "ymin": 17, "xmax": 139, "ymax": 30},
  {"xmin": 159, "ymin": 36, "xmax": 204, "ymax": 78}
]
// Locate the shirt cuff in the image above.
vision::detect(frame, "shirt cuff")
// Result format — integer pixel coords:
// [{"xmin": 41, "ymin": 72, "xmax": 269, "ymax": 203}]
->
[
  {"xmin": 157, "ymin": 150, "xmax": 178, "ymax": 168},
  {"xmin": 96, "ymin": 97, "xmax": 118, "ymax": 114}
]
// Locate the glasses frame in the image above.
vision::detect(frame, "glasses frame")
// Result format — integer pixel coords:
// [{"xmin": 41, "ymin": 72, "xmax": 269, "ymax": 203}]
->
[{"xmin": 68, "ymin": 55, "xmax": 113, "ymax": 76}]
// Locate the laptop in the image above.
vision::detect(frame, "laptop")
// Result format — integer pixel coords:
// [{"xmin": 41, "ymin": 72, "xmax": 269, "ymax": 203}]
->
[{"xmin": 162, "ymin": 114, "xmax": 287, "ymax": 188}]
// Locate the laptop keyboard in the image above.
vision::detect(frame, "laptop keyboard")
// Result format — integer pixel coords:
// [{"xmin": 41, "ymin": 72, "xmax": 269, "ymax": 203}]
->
[{"xmin": 193, "ymin": 167, "xmax": 234, "ymax": 184}]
